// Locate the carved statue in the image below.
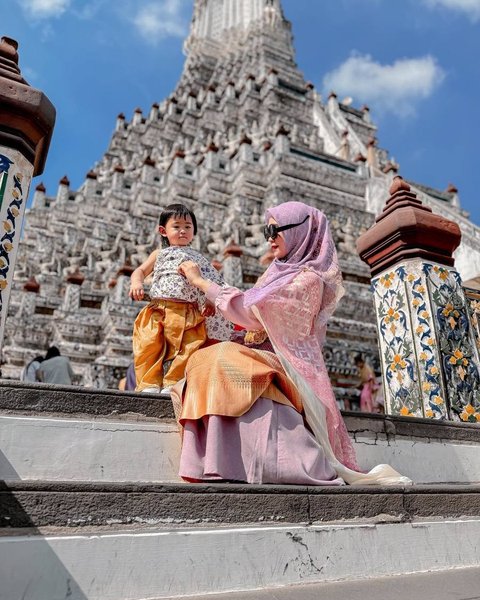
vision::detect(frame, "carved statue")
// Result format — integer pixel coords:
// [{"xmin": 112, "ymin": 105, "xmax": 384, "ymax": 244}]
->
[
  {"xmin": 130, "ymin": 231, "xmax": 157, "ymax": 267},
  {"xmin": 207, "ymin": 228, "xmax": 226, "ymax": 260},
  {"xmin": 337, "ymin": 218, "xmax": 357, "ymax": 255},
  {"xmin": 244, "ymin": 206, "xmax": 268, "ymax": 258},
  {"xmin": 62, "ymin": 255, "xmax": 85, "ymax": 279},
  {"xmin": 94, "ymin": 232, "xmax": 131, "ymax": 276},
  {"xmin": 222, "ymin": 201, "xmax": 243, "ymax": 246},
  {"xmin": 39, "ymin": 250, "xmax": 59, "ymax": 276}
]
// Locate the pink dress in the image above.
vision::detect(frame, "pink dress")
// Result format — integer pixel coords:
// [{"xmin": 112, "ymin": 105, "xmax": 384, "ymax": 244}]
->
[
  {"xmin": 359, "ymin": 364, "xmax": 379, "ymax": 413},
  {"xmin": 178, "ymin": 284, "xmax": 344, "ymax": 486}
]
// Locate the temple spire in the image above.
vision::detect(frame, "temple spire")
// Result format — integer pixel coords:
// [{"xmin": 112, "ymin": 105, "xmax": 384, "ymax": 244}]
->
[
  {"xmin": 185, "ymin": 0, "xmax": 291, "ymax": 55},
  {"xmin": 190, "ymin": 0, "xmax": 283, "ymax": 39}
]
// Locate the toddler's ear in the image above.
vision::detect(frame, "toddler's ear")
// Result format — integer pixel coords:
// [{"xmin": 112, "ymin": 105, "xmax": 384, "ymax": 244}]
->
[{"xmin": 158, "ymin": 226, "xmax": 167, "ymax": 237}]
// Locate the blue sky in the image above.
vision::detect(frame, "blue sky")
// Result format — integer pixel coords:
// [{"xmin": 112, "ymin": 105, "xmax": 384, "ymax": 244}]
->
[{"xmin": 2, "ymin": 0, "xmax": 480, "ymax": 225}]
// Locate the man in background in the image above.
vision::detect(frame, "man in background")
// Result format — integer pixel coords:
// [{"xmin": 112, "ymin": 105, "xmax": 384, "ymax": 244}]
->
[{"xmin": 36, "ymin": 346, "xmax": 75, "ymax": 386}]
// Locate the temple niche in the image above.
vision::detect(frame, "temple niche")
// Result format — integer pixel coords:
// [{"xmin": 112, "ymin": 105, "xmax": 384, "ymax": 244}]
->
[{"xmin": 4, "ymin": 0, "xmax": 480, "ymax": 403}]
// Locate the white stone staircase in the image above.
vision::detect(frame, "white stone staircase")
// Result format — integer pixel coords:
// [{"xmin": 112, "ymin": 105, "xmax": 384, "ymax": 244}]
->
[{"xmin": 1, "ymin": 381, "xmax": 480, "ymax": 600}]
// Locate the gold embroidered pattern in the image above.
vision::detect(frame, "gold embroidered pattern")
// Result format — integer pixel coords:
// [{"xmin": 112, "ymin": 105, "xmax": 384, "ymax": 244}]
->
[{"xmin": 244, "ymin": 329, "xmax": 268, "ymax": 345}]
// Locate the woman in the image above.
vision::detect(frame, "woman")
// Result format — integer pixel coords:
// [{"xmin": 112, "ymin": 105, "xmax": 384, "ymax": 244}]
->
[
  {"xmin": 177, "ymin": 202, "xmax": 410, "ymax": 486},
  {"xmin": 21, "ymin": 355, "xmax": 44, "ymax": 383},
  {"xmin": 355, "ymin": 354, "xmax": 380, "ymax": 414}
]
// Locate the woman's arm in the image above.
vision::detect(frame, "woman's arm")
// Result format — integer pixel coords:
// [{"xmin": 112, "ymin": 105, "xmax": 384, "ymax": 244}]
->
[
  {"xmin": 129, "ymin": 250, "xmax": 158, "ymax": 301},
  {"xmin": 178, "ymin": 260, "xmax": 211, "ymax": 294},
  {"xmin": 179, "ymin": 261, "xmax": 263, "ymax": 330}
]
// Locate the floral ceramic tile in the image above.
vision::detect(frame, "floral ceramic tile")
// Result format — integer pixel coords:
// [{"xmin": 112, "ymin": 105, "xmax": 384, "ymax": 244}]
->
[
  {"xmin": 465, "ymin": 288, "xmax": 480, "ymax": 364},
  {"xmin": 403, "ymin": 263, "xmax": 448, "ymax": 420},
  {"xmin": 373, "ymin": 267, "xmax": 423, "ymax": 418},
  {"xmin": 426, "ymin": 265, "xmax": 480, "ymax": 423},
  {"xmin": 373, "ymin": 260, "xmax": 480, "ymax": 423},
  {"xmin": 0, "ymin": 151, "xmax": 29, "ymax": 334}
]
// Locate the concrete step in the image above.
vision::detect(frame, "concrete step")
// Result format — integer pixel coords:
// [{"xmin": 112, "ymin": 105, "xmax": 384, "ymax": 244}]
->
[
  {"xmin": 2, "ymin": 381, "xmax": 480, "ymax": 599},
  {"xmin": 0, "ymin": 380, "xmax": 174, "ymax": 420},
  {"xmin": 0, "ymin": 413, "xmax": 182, "ymax": 483},
  {"xmin": 2, "ymin": 480, "xmax": 480, "ymax": 528},
  {"xmin": 1, "ymin": 511, "xmax": 480, "ymax": 599},
  {"xmin": 158, "ymin": 568, "xmax": 480, "ymax": 600},
  {"xmin": 2, "ymin": 381, "xmax": 480, "ymax": 484},
  {"xmin": 0, "ymin": 380, "xmax": 182, "ymax": 482}
]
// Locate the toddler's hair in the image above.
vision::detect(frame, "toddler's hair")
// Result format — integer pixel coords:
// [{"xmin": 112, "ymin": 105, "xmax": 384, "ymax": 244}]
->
[{"xmin": 159, "ymin": 203, "xmax": 197, "ymax": 247}]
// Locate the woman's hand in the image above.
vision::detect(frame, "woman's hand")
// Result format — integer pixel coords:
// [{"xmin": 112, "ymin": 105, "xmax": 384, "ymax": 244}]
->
[
  {"xmin": 201, "ymin": 299, "xmax": 216, "ymax": 318},
  {"xmin": 178, "ymin": 261, "xmax": 203, "ymax": 287}
]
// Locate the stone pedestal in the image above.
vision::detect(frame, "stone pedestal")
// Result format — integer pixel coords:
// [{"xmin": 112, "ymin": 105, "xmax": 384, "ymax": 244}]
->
[
  {"xmin": 0, "ymin": 37, "xmax": 55, "ymax": 350},
  {"xmin": 358, "ymin": 176, "xmax": 480, "ymax": 422}
]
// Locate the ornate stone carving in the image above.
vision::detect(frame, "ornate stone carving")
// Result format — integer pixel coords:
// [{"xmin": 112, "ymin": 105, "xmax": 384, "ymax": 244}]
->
[{"xmin": 3, "ymin": 3, "xmax": 479, "ymax": 397}]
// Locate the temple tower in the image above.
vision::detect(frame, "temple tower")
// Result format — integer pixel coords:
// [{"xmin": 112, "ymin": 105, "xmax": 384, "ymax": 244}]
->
[
  {"xmin": 183, "ymin": 0, "xmax": 296, "ymax": 80},
  {"xmin": 4, "ymin": 0, "xmax": 480, "ymax": 401}
]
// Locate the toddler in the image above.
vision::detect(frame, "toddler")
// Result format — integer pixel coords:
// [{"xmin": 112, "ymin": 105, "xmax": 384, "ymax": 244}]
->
[{"xmin": 130, "ymin": 203, "xmax": 232, "ymax": 393}]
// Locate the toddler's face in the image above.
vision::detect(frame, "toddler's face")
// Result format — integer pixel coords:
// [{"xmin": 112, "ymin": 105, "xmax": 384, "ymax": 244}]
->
[{"xmin": 159, "ymin": 215, "xmax": 195, "ymax": 247}]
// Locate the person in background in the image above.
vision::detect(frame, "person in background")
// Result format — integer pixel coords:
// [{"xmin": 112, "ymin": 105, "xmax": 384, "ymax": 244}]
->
[
  {"xmin": 354, "ymin": 354, "xmax": 380, "ymax": 414},
  {"xmin": 125, "ymin": 362, "xmax": 136, "ymax": 391},
  {"xmin": 374, "ymin": 368, "xmax": 385, "ymax": 414},
  {"xmin": 118, "ymin": 362, "xmax": 137, "ymax": 392},
  {"xmin": 20, "ymin": 356, "xmax": 44, "ymax": 383},
  {"xmin": 36, "ymin": 346, "xmax": 75, "ymax": 386}
]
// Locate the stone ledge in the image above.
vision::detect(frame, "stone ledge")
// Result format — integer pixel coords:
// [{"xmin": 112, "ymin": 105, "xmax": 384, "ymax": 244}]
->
[
  {"xmin": 1, "ymin": 481, "xmax": 480, "ymax": 529},
  {"xmin": 0, "ymin": 380, "xmax": 174, "ymax": 419},
  {"xmin": 2, "ymin": 382, "xmax": 480, "ymax": 443},
  {"xmin": 342, "ymin": 411, "xmax": 480, "ymax": 443}
]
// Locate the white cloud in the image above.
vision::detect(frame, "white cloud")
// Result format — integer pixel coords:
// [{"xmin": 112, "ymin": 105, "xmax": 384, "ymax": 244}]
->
[
  {"xmin": 423, "ymin": 0, "xmax": 480, "ymax": 21},
  {"xmin": 72, "ymin": 1, "xmax": 107, "ymax": 20},
  {"xmin": 18, "ymin": 0, "xmax": 70, "ymax": 19},
  {"xmin": 133, "ymin": 0, "xmax": 187, "ymax": 44},
  {"xmin": 323, "ymin": 53, "xmax": 446, "ymax": 117}
]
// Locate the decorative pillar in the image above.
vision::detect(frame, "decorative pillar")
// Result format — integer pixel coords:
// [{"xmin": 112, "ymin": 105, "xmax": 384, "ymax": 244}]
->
[
  {"xmin": 223, "ymin": 244, "xmax": 243, "ymax": 287},
  {"xmin": 0, "ymin": 37, "xmax": 55, "ymax": 351},
  {"xmin": 274, "ymin": 125, "xmax": 290, "ymax": 156},
  {"xmin": 114, "ymin": 262, "xmax": 135, "ymax": 303},
  {"xmin": 63, "ymin": 271, "xmax": 85, "ymax": 312},
  {"xmin": 358, "ymin": 176, "xmax": 480, "ymax": 423}
]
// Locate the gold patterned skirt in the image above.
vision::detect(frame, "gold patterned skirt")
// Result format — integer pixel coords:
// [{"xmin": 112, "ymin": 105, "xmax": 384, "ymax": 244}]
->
[{"xmin": 179, "ymin": 341, "xmax": 303, "ymax": 422}]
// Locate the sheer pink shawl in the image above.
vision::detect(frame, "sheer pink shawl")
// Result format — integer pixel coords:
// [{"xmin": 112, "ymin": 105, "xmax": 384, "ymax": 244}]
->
[{"xmin": 244, "ymin": 202, "xmax": 358, "ymax": 470}]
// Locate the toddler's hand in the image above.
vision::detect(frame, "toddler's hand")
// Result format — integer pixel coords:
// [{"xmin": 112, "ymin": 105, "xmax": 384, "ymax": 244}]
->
[
  {"xmin": 201, "ymin": 300, "xmax": 216, "ymax": 318},
  {"xmin": 129, "ymin": 283, "xmax": 145, "ymax": 301},
  {"xmin": 179, "ymin": 260, "xmax": 202, "ymax": 285}
]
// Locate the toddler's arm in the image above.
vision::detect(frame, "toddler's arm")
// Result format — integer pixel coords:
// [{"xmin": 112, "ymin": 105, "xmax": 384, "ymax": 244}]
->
[{"xmin": 129, "ymin": 250, "xmax": 158, "ymax": 301}]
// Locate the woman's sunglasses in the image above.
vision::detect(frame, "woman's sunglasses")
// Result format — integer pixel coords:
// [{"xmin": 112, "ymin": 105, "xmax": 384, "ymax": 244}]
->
[{"xmin": 263, "ymin": 215, "xmax": 310, "ymax": 242}]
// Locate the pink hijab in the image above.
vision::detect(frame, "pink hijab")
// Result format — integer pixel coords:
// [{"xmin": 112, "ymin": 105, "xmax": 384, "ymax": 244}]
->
[
  {"xmin": 245, "ymin": 202, "xmax": 358, "ymax": 471},
  {"xmin": 245, "ymin": 202, "xmax": 344, "ymax": 322}
]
